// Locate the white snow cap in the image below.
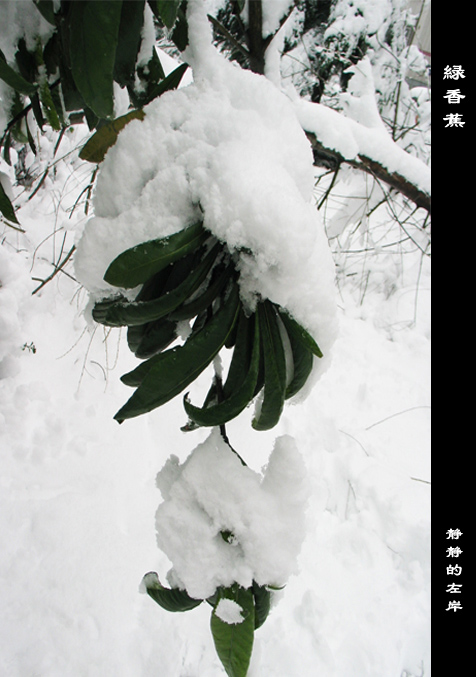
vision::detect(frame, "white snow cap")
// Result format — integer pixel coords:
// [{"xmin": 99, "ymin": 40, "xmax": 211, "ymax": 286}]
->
[
  {"xmin": 155, "ymin": 430, "xmax": 310, "ymax": 600},
  {"xmin": 215, "ymin": 598, "xmax": 246, "ymax": 625},
  {"xmin": 74, "ymin": 0, "xmax": 337, "ymax": 380}
]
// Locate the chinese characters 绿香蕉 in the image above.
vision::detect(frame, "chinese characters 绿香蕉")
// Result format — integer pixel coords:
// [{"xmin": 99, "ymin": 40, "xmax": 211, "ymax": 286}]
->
[{"xmin": 443, "ymin": 67, "xmax": 466, "ymax": 127}]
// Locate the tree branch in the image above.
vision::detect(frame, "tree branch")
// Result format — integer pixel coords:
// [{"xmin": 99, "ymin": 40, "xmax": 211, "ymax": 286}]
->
[
  {"xmin": 31, "ymin": 245, "xmax": 76, "ymax": 295},
  {"xmin": 307, "ymin": 133, "xmax": 430, "ymax": 212}
]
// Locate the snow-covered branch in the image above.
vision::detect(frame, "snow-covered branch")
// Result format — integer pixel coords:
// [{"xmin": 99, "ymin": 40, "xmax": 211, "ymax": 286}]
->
[{"xmin": 291, "ymin": 60, "xmax": 431, "ymax": 212}]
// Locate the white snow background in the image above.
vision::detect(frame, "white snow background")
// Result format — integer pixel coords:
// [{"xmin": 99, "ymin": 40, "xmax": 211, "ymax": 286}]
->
[{"xmin": 0, "ymin": 5, "xmax": 430, "ymax": 677}]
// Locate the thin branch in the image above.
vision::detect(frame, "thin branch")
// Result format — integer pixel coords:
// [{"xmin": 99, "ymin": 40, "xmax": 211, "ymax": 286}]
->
[
  {"xmin": 317, "ymin": 163, "xmax": 341, "ymax": 210},
  {"xmin": 2, "ymin": 219, "xmax": 26, "ymax": 233},
  {"xmin": 31, "ymin": 244, "xmax": 76, "ymax": 295},
  {"xmin": 213, "ymin": 371, "xmax": 247, "ymax": 466},
  {"xmin": 365, "ymin": 405, "xmax": 431, "ymax": 430}
]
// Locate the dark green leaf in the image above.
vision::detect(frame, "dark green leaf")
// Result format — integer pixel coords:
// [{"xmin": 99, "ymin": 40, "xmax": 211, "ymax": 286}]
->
[
  {"xmin": 252, "ymin": 581, "xmax": 271, "ymax": 629},
  {"xmin": 277, "ymin": 310, "xmax": 314, "ymax": 399},
  {"xmin": 33, "ymin": 1, "xmax": 56, "ymax": 26},
  {"xmin": 39, "ymin": 78, "xmax": 61, "ymax": 131},
  {"xmin": 114, "ymin": 284, "xmax": 240, "ymax": 421},
  {"xmin": 2, "ymin": 132, "xmax": 12, "ymax": 166},
  {"xmin": 143, "ymin": 572, "xmax": 202, "ymax": 612},
  {"xmin": 42, "ymin": 33, "xmax": 60, "ymax": 78},
  {"xmin": 114, "ymin": 0, "xmax": 146, "ymax": 88},
  {"xmin": 134, "ymin": 318, "xmax": 178, "ymax": 359},
  {"xmin": 30, "ymin": 92, "xmax": 45, "ymax": 130},
  {"xmin": 169, "ymin": 261, "xmax": 234, "ymax": 321},
  {"xmin": 157, "ymin": 0, "xmax": 182, "ymax": 29},
  {"xmin": 0, "ymin": 49, "xmax": 37, "ymax": 96},
  {"xmin": 104, "ymin": 221, "xmax": 207, "ymax": 289},
  {"xmin": 25, "ymin": 117, "xmax": 37, "ymax": 154},
  {"xmin": 183, "ymin": 310, "xmax": 260, "ymax": 427},
  {"xmin": 69, "ymin": 1, "xmax": 122, "ymax": 119},
  {"xmin": 93, "ymin": 242, "xmax": 220, "ymax": 326},
  {"xmin": 134, "ymin": 61, "xmax": 188, "ymax": 108},
  {"xmin": 222, "ymin": 309, "xmax": 254, "ymax": 397},
  {"xmin": 210, "ymin": 585, "xmax": 255, "ymax": 677},
  {"xmin": 252, "ymin": 301, "xmax": 286, "ymax": 431},
  {"xmin": 0, "ymin": 180, "xmax": 20, "ymax": 225},
  {"xmin": 128, "ymin": 49, "xmax": 163, "ymax": 108},
  {"xmin": 171, "ymin": 4, "xmax": 189, "ymax": 52},
  {"xmin": 79, "ymin": 108, "xmax": 145, "ymax": 163},
  {"xmin": 55, "ymin": 14, "xmax": 86, "ymax": 114},
  {"xmin": 15, "ymin": 38, "xmax": 38, "ymax": 84},
  {"xmin": 277, "ymin": 308, "xmax": 323, "ymax": 358}
]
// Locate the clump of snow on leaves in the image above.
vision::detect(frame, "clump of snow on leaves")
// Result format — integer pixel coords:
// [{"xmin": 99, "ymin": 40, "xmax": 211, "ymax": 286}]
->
[
  {"xmin": 155, "ymin": 430, "xmax": 310, "ymax": 600},
  {"xmin": 74, "ymin": 0, "xmax": 337, "ymax": 383}
]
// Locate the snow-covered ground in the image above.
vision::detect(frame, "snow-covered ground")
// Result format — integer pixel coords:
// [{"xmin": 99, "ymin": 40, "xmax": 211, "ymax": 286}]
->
[
  {"xmin": 1, "ymin": 4, "xmax": 430, "ymax": 671},
  {"xmin": 0, "ymin": 118, "xmax": 430, "ymax": 676}
]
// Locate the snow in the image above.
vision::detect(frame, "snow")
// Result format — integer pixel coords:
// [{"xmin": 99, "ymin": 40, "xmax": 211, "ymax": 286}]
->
[
  {"xmin": 215, "ymin": 598, "xmax": 246, "ymax": 624},
  {"xmin": 1, "ymin": 2, "xmax": 430, "ymax": 675},
  {"xmin": 0, "ymin": 216, "xmax": 430, "ymax": 675},
  {"xmin": 155, "ymin": 430, "xmax": 309, "ymax": 599},
  {"xmin": 0, "ymin": 121, "xmax": 430, "ymax": 676}
]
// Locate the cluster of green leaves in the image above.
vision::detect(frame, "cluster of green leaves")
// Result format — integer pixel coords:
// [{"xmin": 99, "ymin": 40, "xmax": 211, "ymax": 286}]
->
[
  {"xmin": 143, "ymin": 573, "xmax": 272, "ymax": 677},
  {"xmin": 0, "ymin": 0, "xmax": 189, "ymax": 224},
  {"xmin": 92, "ymin": 222, "xmax": 322, "ymax": 430}
]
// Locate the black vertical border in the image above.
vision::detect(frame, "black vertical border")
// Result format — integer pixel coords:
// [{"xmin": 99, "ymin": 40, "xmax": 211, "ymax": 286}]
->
[{"xmin": 432, "ymin": 5, "xmax": 471, "ymax": 672}]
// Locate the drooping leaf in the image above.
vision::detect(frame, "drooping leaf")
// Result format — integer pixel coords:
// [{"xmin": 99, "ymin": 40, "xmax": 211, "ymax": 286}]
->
[
  {"xmin": 42, "ymin": 32, "xmax": 60, "ymax": 78},
  {"xmin": 33, "ymin": 1, "xmax": 56, "ymax": 26},
  {"xmin": 69, "ymin": 1, "xmax": 122, "ymax": 119},
  {"xmin": 157, "ymin": 0, "xmax": 182, "ymax": 29},
  {"xmin": 114, "ymin": 284, "xmax": 240, "ymax": 421},
  {"xmin": 252, "ymin": 581, "xmax": 271, "ymax": 629},
  {"xmin": 2, "ymin": 132, "xmax": 12, "ymax": 166},
  {"xmin": 93, "ymin": 242, "xmax": 220, "ymax": 326},
  {"xmin": 0, "ymin": 180, "xmax": 20, "ymax": 225},
  {"xmin": 114, "ymin": 0, "xmax": 146, "ymax": 88},
  {"xmin": 55, "ymin": 13, "xmax": 86, "ymax": 114},
  {"xmin": 252, "ymin": 301, "xmax": 287, "ymax": 431},
  {"xmin": 277, "ymin": 308, "xmax": 323, "ymax": 358},
  {"xmin": 39, "ymin": 77, "xmax": 61, "ymax": 131},
  {"xmin": 104, "ymin": 221, "xmax": 207, "ymax": 289},
  {"xmin": 0, "ymin": 49, "xmax": 37, "ymax": 96},
  {"xmin": 30, "ymin": 91, "xmax": 45, "ymax": 130},
  {"xmin": 79, "ymin": 108, "xmax": 145, "ymax": 163},
  {"xmin": 171, "ymin": 3, "xmax": 189, "ymax": 52},
  {"xmin": 135, "ymin": 61, "xmax": 189, "ymax": 108},
  {"xmin": 276, "ymin": 311, "xmax": 314, "ymax": 399},
  {"xmin": 134, "ymin": 318, "xmax": 178, "ymax": 359},
  {"xmin": 183, "ymin": 310, "xmax": 260, "ymax": 427},
  {"xmin": 25, "ymin": 117, "xmax": 37, "ymax": 154},
  {"xmin": 169, "ymin": 261, "xmax": 234, "ymax": 321},
  {"xmin": 143, "ymin": 572, "xmax": 202, "ymax": 612},
  {"xmin": 14, "ymin": 39, "xmax": 38, "ymax": 86},
  {"xmin": 222, "ymin": 309, "xmax": 254, "ymax": 397},
  {"xmin": 210, "ymin": 585, "xmax": 255, "ymax": 677},
  {"xmin": 128, "ymin": 47, "xmax": 166, "ymax": 108}
]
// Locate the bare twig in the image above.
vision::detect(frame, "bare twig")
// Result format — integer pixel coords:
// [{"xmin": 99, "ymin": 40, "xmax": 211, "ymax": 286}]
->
[
  {"xmin": 365, "ymin": 405, "xmax": 431, "ymax": 431},
  {"xmin": 31, "ymin": 244, "xmax": 76, "ymax": 295}
]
